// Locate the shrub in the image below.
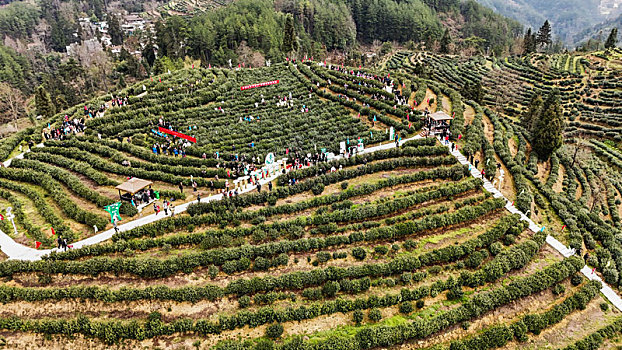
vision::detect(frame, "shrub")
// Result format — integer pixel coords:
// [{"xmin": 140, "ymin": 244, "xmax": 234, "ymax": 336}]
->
[
  {"xmin": 600, "ymin": 302, "xmax": 610, "ymax": 312},
  {"xmin": 265, "ymin": 323, "xmax": 284, "ymax": 339},
  {"xmin": 603, "ymin": 267, "xmax": 619, "ymax": 285},
  {"xmin": 374, "ymin": 245, "xmax": 389, "ymax": 255},
  {"xmin": 352, "ymin": 310, "xmax": 364, "ymax": 325},
  {"xmin": 311, "ymin": 183, "xmax": 325, "ymax": 195},
  {"xmin": 37, "ymin": 274, "xmax": 52, "ymax": 286},
  {"xmin": 368, "ymin": 308, "xmax": 382, "ymax": 322},
  {"xmin": 321, "ymin": 281, "xmax": 340, "ymax": 297},
  {"xmin": 352, "ymin": 247, "xmax": 367, "ymax": 260},
  {"xmin": 571, "ymin": 273, "xmax": 583, "ymax": 286},
  {"xmin": 490, "ymin": 242, "xmax": 503, "ymax": 256},
  {"xmin": 503, "ymin": 234, "xmax": 516, "ymax": 246},
  {"xmin": 552, "ymin": 284, "xmax": 565, "ymax": 296},
  {"xmin": 238, "ymin": 295, "xmax": 251, "ymax": 308},
  {"xmin": 341, "ymin": 182, "xmax": 349, "ymax": 190},
  {"xmin": 316, "ymin": 252, "xmax": 332, "ymax": 264},
  {"xmin": 416, "ymin": 300, "xmax": 425, "ymax": 309},
  {"xmin": 447, "ymin": 286, "xmax": 464, "ymax": 301},
  {"xmin": 399, "ymin": 301, "xmax": 413, "ymax": 314}
]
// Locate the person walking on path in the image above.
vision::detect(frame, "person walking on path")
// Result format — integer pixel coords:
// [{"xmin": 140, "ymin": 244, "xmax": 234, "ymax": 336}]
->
[
  {"xmin": 113, "ymin": 217, "xmax": 119, "ymax": 233},
  {"xmin": 153, "ymin": 202, "xmax": 160, "ymax": 215},
  {"xmin": 481, "ymin": 169, "xmax": 485, "ymax": 179},
  {"xmin": 163, "ymin": 201, "xmax": 169, "ymax": 215},
  {"xmin": 197, "ymin": 194, "xmax": 201, "ymax": 203},
  {"xmin": 257, "ymin": 183, "xmax": 262, "ymax": 193},
  {"xmin": 62, "ymin": 238, "xmax": 68, "ymax": 252},
  {"xmin": 474, "ymin": 159, "xmax": 480, "ymax": 169},
  {"xmin": 170, "ymin": 205, "xmax": 176, "ymax": 217},
  {"xmin": 178, "ymin": 182, "xmax": 184, "ymax": 193},
  {"xmin": 268, "ymin": 181, "xmax": 273, "ymax": 191},
  {"xmin": 451, "ymin": 143, "xmax": 455, "ymax": 153},
  {"xmin": 57, "ymin": 236, "xmax": 63, "ymax": 249},
  {"xmin": 192, "ymin": 181, "xmax": 198, "ymax": 192}
]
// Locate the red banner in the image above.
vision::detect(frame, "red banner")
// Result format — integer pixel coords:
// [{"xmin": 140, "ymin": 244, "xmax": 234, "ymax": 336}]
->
[
  {"xmin": 158, "ymin": 127, "xmax": 197, "ymax": 143},
  {"xmin": 241, "ymin": 80, "xmax": 279, "ymax": 91}
]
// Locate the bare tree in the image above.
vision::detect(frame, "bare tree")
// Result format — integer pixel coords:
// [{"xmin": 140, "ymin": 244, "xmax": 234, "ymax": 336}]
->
[{"xmin": 0, "ymin": 83, "xmax": 25, "ymax": 129}]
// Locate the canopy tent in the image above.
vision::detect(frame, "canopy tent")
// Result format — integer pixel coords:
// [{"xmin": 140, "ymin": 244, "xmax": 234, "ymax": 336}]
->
[
  {"xmin": 116, "ymin": 178, "xmax": 153, "ymax": 200},
  {"xmin": 429, "ymin": 111, "xmax": 452, "ymax": 122},
  {"xmin": 424, "ymin": 111, "xmax": 452, "ymax": 137}
]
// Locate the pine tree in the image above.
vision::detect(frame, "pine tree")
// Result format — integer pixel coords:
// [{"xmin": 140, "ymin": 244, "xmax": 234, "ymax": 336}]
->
[
  {"xmin": 471, "ymin": 81, "xmax": 484, "ymax": 103},
  {"xmin": 521, "ymin": 94, "xmax": 543, "ymax": 132},
  {"xmin": 536, "ymin": 20, "xmax": 552, "ymax": 48},
  {"xmin": 523, "ymin": 28, "xmax": 537, "ymax": 54},
  {"xmin": 605, "ymin": 27, "xmax": 618, "ymax": 49},
  {"xmin": 108, "ymin": 14, "xmax": 124, "ymax": 46},
  {"xmin": 440, "ymin": 28, "xmax": 451, "ymax": 54},
  {"xmin": 282, "ymin": 14, "xmax": 297, "ymax": 54},
  {"xmin": 533, "ymin": 90, "xmax": 564, "ymax": 159},
  {"xmin": 35, "ymin": 85, "xmax": 55, "ymax": 119}
]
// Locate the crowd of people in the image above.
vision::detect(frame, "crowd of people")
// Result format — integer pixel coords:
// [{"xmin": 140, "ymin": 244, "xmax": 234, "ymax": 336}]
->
[{"xmin": 43, "ymin": 116, "xmax": 86, "ymax": 141}]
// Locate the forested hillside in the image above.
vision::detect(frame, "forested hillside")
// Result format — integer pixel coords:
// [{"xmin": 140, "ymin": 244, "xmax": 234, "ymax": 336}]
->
[{"xmin": 0, "ymin": 0, "xmax": 523, "ymax": 126}]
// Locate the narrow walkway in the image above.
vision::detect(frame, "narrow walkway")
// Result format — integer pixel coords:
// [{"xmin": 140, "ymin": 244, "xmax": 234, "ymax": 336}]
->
[{"xmin": 445, "ymin": 138, "xmax": 622, "ymax": 311}]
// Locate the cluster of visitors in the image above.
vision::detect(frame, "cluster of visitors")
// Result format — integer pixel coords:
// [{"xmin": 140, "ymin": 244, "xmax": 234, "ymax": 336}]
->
[
  {"xmin": 56, "ymin": 236, "xmax": 70, "ymax": 251},
  {"xmin": 111, "ymin": 95, "xmax": 129, "ymax": 107},
  {"xmin": 42, "ymin": 117, "xmax": 86, "ymax": 140}
]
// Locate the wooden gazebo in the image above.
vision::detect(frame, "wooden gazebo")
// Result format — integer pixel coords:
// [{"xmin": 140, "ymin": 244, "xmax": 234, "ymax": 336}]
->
[{"xmin": 115, "ymin": 178, "xmax": 153, "ymax": 201}]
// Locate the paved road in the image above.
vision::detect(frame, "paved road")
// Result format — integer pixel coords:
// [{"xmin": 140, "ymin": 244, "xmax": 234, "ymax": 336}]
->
[{"xmin": 445, "ymin": 139, "xmax": 622, "ymax": 311}]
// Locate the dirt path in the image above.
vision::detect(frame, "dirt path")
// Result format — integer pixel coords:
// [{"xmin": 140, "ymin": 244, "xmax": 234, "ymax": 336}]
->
[
  {"xmin": 575, "ymin": 177, "xmax": 584, "ymax": 201},
  {"xmin": 416, "ymin": 89, "xmax": 438, "ymax": 112},
  {"xmin": 441, "ymin": 95, "xmax": 451, "ymax": 113},
  {"xmin": 552, "ymin": 164, "xmax": 566, "ymax": 193},
  {"xmin": 482, "ymin": 113, "xmax": 495, "ymax": 144},
  {"xmin": 536, "ymin": 159, "xmax": 551, "ymax": 184},
  {"xmin": 463, "ymin": 105, "xmax": 475, "ymax": 127},
  {"xmin": 508, "ymin": 137, "xmax": 518, "ymax": 158}
]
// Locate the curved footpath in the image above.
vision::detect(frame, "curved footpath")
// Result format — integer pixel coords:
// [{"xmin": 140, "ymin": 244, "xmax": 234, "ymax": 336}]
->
[{"xmin": 0, "ymin": 136, "xmax": 620, "ymax": 311}]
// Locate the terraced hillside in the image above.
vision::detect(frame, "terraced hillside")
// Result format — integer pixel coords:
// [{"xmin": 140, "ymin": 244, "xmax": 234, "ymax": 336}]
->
[{"xmin": 0, "ymin": 53, "xmax": 622, "ymax": 348}]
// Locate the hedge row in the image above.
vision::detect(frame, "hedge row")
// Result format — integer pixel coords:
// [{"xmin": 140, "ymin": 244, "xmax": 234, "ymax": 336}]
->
[
  {"xmin": 23, "ymin": 151, "xmax": 119, "ymax": 186},
  {"xmin": 4, "ymin": 215, "xmax": 520, "ymax": 306},
  {"xmin": 449, "ymin": 280, "xmax": 602, "ymax": 350},
  {"xmin": 0, "ymin": 227, "xmax": 556, "ymax": 345},
  {"xmin": 561, "ymin": 316, "xmax": 622, "ymax": 350},
  {"xmin": 190, "ymin": 154, "xmax": 461, "ymax": 216},
  {"xmin": 35, "ymin": 143, "xmax": 220, "ymax": 188},
  {"xmin": 0, "ymin": 196, "xmax": 504, "ymax": 279},
  {"xmin": 212, "ymin": 256, "xmax": 584, "ymax": 350},
  {"xmin": 0, "ymin": 178, "xmax": 76, "ymax": 240},
  {"xmin": 46, "ymin": 175, "xmax": 479, "ymax": 261},
  {"xmin": 0, "ymin": 167, "xmax": 109, "ymax": 230}
]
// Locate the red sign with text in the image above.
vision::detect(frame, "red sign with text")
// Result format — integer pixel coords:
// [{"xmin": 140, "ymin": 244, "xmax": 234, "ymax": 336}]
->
[
  {"xmin": 241, "ymin": 80, "xmax": 279, "ymax": 91},
  {"xmin": 158, "ymin": 127, "xmax": 197, "ymax": 143}
]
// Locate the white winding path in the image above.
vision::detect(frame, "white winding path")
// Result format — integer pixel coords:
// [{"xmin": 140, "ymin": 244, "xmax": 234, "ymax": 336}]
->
[
  {"xmin": 1, "ymin": 134, "xmax": 621, "ymax": 311},
  {"xmin": 446, "ymin": 139, "xmax": 622, "ymax": 311}
]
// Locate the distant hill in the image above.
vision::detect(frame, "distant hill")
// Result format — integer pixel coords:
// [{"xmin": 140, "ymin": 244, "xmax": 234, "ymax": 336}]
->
[
  {"xmin": 573, "ymin": 13, "xmax": 622, "ymax": 46},
  {"xmin": 475, "ymin": 0, "xmax": 620, "ymax": 44}
]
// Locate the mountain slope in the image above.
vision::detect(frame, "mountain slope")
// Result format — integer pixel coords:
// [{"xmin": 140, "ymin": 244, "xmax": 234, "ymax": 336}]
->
[{"xmin": 475, "ymin": 0, "xmax": 605, "ymax": 43}]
